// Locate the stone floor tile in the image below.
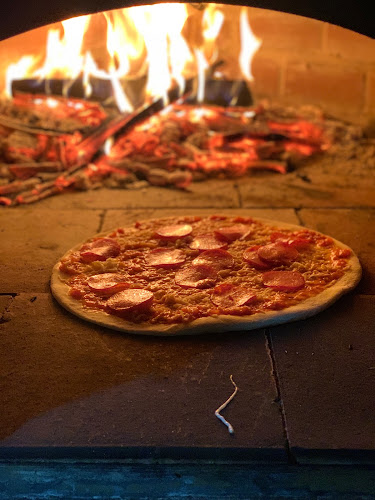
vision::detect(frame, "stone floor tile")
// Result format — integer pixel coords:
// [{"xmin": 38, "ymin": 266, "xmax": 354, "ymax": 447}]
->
[
  {"xmin": 0, "ymin": 208, "xmax": 102, "ymax": 293},
  {"xmin": 299, "ymin": 208, "xmax": 375, "ymax": 294},
  {"xmin": 239, "ymin": 168, "xmax": 375, "ymax": 209},
  {"xmin": 101, "ymin": 207, "xmax": 299, "ymax": 232},
  {"xmin": 270, "ymin": 294, "xmax": 375, "ymax": 463},
  {"xmin": 36, "ymin": 179, "xmax": 240, "ymax": 210},
  {"xmin": 0, "ymin": 294, "xmax": 285, "ymax": 460},
  {"xmin": 0, "ymin": 296, "xmax": 12, "ymax": 318}
]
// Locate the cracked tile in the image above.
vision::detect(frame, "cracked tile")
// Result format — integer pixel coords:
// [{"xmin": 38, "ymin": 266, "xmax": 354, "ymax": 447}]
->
[
  {"xmin": 270, "ymin": 294, "xmax": 375, "ymax": 464},
  {"xmin": 0, "ymin": 293, "xmax": 285, "ymax": 460}
]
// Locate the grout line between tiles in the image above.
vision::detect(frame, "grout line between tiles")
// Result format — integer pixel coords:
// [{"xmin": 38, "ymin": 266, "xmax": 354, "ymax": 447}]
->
[
  {"xmin": 233, "ymin": 182, "xmax": 243, "ymax": 208},
  {"xmin": 97, "ymin": 210, "xmax": 107, "ymax": 233},
  {"xmin": 0, "ymin": 295, "xmax": 17, "ymax": 325},
  {"xmin": 294, "ymin": 208, "xmax": 304, "ymax": 225},
  {"xmin": 265, "ymin": 329, "xmax": 297, "ymax": 465}
]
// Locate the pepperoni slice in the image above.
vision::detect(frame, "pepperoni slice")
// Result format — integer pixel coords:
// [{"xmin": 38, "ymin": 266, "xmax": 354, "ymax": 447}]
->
[
  {"xmin": 192, "ymin": 249, "xmax": 234, "ymax": 271},
  {"xmin": 175, "ymin": 264, "xmax": 217, "ymax": 289},
  {"xmin": 257, "ymin": 242, "xmax": 299, "ymax": 265},
  {"xmin": 145, "ymin": 248, "xmax": 185, "ymax": 268},
  {"xmin": 270, "ymin": 231, "xmax": 288, "ymax": 243},
  {"xmin": 87, "ymin": 273, "xmax": 130, "ymax": 296},
  {"xmin": 80, "ymin": 238, "xmax": 121, "ymax": 262},
  {"xmin": 243, "ymin": 247, "xmax": 272, "ymax": 270},
  {"xmin": 287, "ymin": 237, "xmax": 311, "ymax": 250},
  {"xmin": 210, "ymin": 283, "xmax": 256, "ymax": 308},
  {"xmin": 262, "ymin": 270, "xmax": 305, "ymax": 291},
  {"xmin": 214, "ymin": 224, "xmax": 251, "ymax": 242},
  {"xmin": 189, "ymin": 233, "xmax": 227, "ymax": 251},
  {"xmin": 107, "ymin": 289, "xmax": 154, "ymax": 313},
  {"xmin": 155, "ymin": 224, "xmax": 192, "ymax": 239},
  {"xmin": 270, "ymin": 232, "xmax": 310, "ymax": 250}
]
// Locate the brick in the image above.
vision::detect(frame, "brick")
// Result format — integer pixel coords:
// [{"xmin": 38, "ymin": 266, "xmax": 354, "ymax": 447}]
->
[
  {"xmin": 299, "ymin": 208, "xmax": 375, "ymax": 294},
  {"xmin": 0, "ymin": 209, "xmax": 102, "ymax": 293},
  {"xmin": 284, "ymin": 61, "xmax": 364, "ymax": 112},
  {"xmin": 251, "ymin": 53, "xmax": 281, "ymax": 99},
  {"xmin": 366, "ymin": 71, "xmax": 375, "ymax": 112},
  {"xmin": 271, "ymin": 295, "xmax": 375, "ymax": 463},
  {"xmin": 246, "ymin": 9, "xmax": 324, "ymax": 53},
  {"xmin": 0, "ymin": 293, "xmax": 284, "ymax": 459},
  {"xmin": 326, "ymin": 24, "xmax": 375, "ymax": 63},
  {"xmin": 101, "ymin": 207, "xmax": 299, "ymax": 232}
]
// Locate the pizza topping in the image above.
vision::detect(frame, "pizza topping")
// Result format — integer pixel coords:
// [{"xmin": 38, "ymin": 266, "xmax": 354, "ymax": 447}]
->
[
  {"xmin": 243, "ymin": 246, "xmax": 272, "ymax": 270},
  {"xmin": 192, "ymin": 249, "xmax": 234, "ymax": 271},
  {"xmin": 155, "ymin": 224, "xmax": 192, "ymax": 239},
  {"xmin": 145, "ymin": 248, "xmax": 186, "ymax": 268},
  {"xmin": 214, "ymin": 224, "xmax": 251, "ymax": 242},
  {"xmin": 257, "ymin": 242, "xmax": 299, "ymax": 265},
  {"xmin": 87, "ymin": 273, "xmax": 130, "ymax": 295},
  {"xmin": 262, "ymin": 270, "xmax": 305, "ymax": 291},
  {"xmin": 332, "ymin": 247, "xmax": 352, "ymax": 259},
  {"xmin": 175, "ymin": 263, "xmax": 217, "ymax": 289},
  {"xmin": 189, "ymin": 233, "xmax": 228, "ymax": 251},
  {"xmin": 211, "ymin": 283, "xmax": 256, "ymax": 308},
  {"xmin": 80, "ymin": 238, "xmax": 121, "ymax": 262},
  {"xmin": 287, "ymin": 237, "xmax": 311, "ymax": 250},
  {"xmin": 270, "ymin": 231, "xmax": 311, "ymax": 250},
  {"xmin": 107, "ymin": 288, "xmax": 154, "ymax": 312},
  {"xmin": 56, "ymin": 215, "xmax": 357, "ymax": 328}
]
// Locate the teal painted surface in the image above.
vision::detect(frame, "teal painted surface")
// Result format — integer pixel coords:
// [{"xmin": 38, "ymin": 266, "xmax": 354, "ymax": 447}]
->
[{"xmin": 1, "ymin": 462, "xmax": 375, "ymax": 499}]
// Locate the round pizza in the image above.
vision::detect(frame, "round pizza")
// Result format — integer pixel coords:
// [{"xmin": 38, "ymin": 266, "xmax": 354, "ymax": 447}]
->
[{"xmin": 51, "ymin": 214, "xmax": 361, "ymax": 335}]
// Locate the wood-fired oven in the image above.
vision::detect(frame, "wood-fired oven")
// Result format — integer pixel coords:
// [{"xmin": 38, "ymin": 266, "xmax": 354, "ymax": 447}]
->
[{"xmin": 0, "ymin": 2, "xmax": 374, "ymax": 496}]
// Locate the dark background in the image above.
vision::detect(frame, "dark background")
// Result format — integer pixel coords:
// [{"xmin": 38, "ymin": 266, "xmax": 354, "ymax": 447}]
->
[{"xmin": 1, "ymin": 0, "xmax": 374, "ymax": 41}]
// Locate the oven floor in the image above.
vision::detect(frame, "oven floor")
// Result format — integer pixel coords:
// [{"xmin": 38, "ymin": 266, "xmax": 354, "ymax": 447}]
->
[{"xmin": 0, "ymin": 165, "xmax": 374, "ymax": 467}]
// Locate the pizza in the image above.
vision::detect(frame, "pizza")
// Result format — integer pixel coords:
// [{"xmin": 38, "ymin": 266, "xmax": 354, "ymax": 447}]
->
[{"xmin": 51, "ymin": 214, "xmax": 361, "ymax": 335}]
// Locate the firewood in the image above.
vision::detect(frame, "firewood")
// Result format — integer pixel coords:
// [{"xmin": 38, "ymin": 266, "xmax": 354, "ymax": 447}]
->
[
  {"xmin": 0, "ymin": 196, "xmax": 12, "ymax": 205},
  {"xmin": 0, "ymin": 113, "xmax": 66, "ymax": 136},
  {"xmin": 0, "ymin": 177, "xmax": 40, "ymax": 195},
  {"xmin": 8, "ymin": 162, "xmax": 64, "ymax": 178}
]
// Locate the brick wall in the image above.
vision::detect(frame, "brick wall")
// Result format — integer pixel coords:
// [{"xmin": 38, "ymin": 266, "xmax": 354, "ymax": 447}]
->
[
  {"xmin": 188, "ymin": 5, "xmax": 375, "ymax": 123},
  {"xmin": 245, "ymin": 8, "xmax": 375, "ymax": 123},
  {"xmin": 0, "ymin": 5, "xmax": 374, "ymax": 124}
]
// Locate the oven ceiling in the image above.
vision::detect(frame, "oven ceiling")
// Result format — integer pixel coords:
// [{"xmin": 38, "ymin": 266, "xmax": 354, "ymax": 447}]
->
[{"xmin": 1, "ymin": 0, "xmax": 374, "ymax": 41}]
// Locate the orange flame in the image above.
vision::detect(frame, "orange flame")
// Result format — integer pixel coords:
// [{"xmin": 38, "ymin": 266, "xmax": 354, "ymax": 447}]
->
[
  {"xmin": 4, "ymin": 4, "xmax": 262, "ymax": 109},
  {"xmin": 35, "ymin": 16, "xmax": 91, "ymax": 80},
  {"xmin": 239, "ymin": 8, "xmax": 261, "ymax": 81}
]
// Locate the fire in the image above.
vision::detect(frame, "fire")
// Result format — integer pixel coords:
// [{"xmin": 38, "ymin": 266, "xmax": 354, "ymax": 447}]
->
[
  {"xmin": 3, "ymin": 4, "xmax": 262, "ymax": 110},
  {"xmin": 35, "ymin": 16, "xmax": 91, "ymax": 81},
  {"xmin": 5, "ymin": 57, "xmax": 35, "ymax": 97},
  {"xmin": 239, "ymin": 8, "xmax": 262, "ymax": 81},
  {"xmin": 202, "ymin": 4, "xmax": 225, "ymax": 63}
]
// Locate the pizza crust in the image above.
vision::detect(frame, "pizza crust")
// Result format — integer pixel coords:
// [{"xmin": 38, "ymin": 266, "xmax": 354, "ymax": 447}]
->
[{"xmin": 50, "ymin": 216, "xmax": 362, "ymax": 336}]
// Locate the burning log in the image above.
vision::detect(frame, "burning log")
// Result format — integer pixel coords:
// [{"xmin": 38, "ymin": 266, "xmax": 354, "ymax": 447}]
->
[
  {"xmin": 12, "ymin": 93, "xmax": 108, "ymax": 129},
  {"xmin": 67, "ymin": 74, "xmax": 198, "ymax": 168},
  {"xmin": 7, "ymin": 161, "xmax": 63, "ymax": 179},
  {"xmin": 0, "ymin": 196, "xmax": 12, "ymax": 206},
  {"xmin": 0, "ymin": 94, "xmax": 108, "ymax": 135},
  {"xmin": 11, "ymin": 76, "xmax": 148, "ymax": 111},
  {"xmin": 0, "ymin": 177, "xmax": 40, "ymax": 195},
  {"xmin": 0, "ymin": 114, "xmax": 64, "ymax": 136}
]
